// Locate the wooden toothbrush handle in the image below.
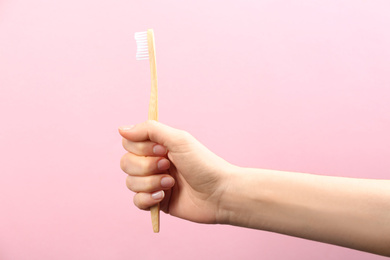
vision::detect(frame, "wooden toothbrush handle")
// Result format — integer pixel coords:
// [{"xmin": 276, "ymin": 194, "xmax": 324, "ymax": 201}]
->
[
  {"xmin": 150, "ymin": 204, "xmax": 160, "ymax": 233},
  {"xmin": 147, "ymin": 29, "xmax": 160, "ymax": 233},
  {"xmin": 149, "ymin": 85, "xmax": 159, "ymax": 233}
]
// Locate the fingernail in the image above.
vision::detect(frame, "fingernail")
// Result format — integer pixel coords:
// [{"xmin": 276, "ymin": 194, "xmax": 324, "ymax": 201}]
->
[
  {"xmin": 157, "ymin": 159, "xmax": 170, "ymax": 171},
  {"xmin": 153, "ymin": 144, "xmax": 167, "ymax": 155},
  {"xmin": 151, "ymin": 190, "xmax": 164, "ymax": 200},
  {"xmin": 119, "ymin": 125, "xmax": 135, "ymax": 132},
  {"xmin": 161, "ymin": 177, "xmax": 174, "ymax": 188}
]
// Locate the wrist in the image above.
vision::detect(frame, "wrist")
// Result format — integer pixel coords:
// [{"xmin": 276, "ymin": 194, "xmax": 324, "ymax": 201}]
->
[{"xmin": 216, "ymin": 166, "xmax": 269, "ymax": 228}]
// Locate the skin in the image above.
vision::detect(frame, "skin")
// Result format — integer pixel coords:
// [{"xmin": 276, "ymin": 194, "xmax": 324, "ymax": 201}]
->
[{"xmin": 119, "ymin": 120, "xmax": 390, "ymax": 257}]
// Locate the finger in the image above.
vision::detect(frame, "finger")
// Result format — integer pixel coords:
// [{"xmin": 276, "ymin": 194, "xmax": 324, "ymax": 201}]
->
[
  {"xmin": 122, "ymin": 138, "xmax": 167, "ymax": 156},
  {"xmin": 133, "ymin": 191, "xmax": 165, "ymax": 210},
  {"xmin": 118, "ymin": 120, "xmax": 190, "ymax": 149},
  {"xmin": 126, "ymin": 174, "xmax": 175, "ymax": 193},
  {"xmin": 120, "ymin": 153, "xmax": 170, "ymax": 176}
]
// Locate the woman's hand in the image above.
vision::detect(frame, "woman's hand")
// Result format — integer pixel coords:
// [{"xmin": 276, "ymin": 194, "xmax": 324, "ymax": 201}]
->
[{"xmin": 119, "ymin": 120, "xmax": 233, "ymax": 224}]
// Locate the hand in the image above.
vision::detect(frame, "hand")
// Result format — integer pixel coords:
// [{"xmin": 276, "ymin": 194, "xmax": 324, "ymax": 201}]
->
[{"xmin": 119, "ymin": 120, "xmax": 232, "ymax": 224}]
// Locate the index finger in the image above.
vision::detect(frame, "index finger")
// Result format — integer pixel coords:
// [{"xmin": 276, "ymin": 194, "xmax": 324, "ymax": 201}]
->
[{"xmin": 122, "ymin": 138, "xmax": 167, "ymax": 156}]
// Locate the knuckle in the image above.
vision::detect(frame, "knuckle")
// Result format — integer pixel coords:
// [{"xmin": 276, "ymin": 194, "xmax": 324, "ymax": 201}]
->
[
  {"xmin": 126, "ymin": 176, "xmax": 134, "ymax": 191},
  {"xmin": 122, "ymin": 138, "xmax": 127, "ymax": 150},
  {"xmin": 177, "ymin": 129, "xmax": 192, "ymax": 141},
  {"xmin": 147, "ymin": 119, "xmax": 158, "ymax": 126},
  {"xmin": 140, "ymin": 158, "xmax": 152, "ymax": 174},
  {"xmin": 120, "ymin": 154, "xmax": 128, "ymax": 172},
  {"xmin": 144, "ymin": 177, "xmax": 155, "ymax": 192},
  {"xmin": 133, "ymin": 194, "xmax": 140, "ymax": 208},
  {"xmin": 133, "ymin": 193, "xmax": 149, "ymax": 210},
  {"xmin": 135, "ymin": 142, "xmax": 147, "ymax": 154}
]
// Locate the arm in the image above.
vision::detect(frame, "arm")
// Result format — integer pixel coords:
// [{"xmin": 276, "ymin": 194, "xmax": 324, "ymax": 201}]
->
[
  {"xmin": 220, "ymin": 167, "xmax": 390, "ymax": 256},
  {"xmin": 119, "ymin": 121, "xmax": 390, "ymax": 256}
]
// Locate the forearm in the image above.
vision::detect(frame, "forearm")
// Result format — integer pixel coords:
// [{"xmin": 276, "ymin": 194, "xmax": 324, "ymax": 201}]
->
[{"xmin": 219, "ymin": 167, "xmax": 390, "ymax": 256}]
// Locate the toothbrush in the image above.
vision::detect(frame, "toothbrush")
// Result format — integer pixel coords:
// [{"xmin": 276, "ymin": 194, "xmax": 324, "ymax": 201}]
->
[{"xmin": 134, "ymin": 29, "xmax": 160, "ymax": 233}]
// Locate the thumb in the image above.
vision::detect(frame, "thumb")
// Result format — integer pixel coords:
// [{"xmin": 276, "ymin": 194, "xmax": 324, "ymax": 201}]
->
[{"xmin": 118, "ymin": 120, "xmax": 187, "ymax": 149}]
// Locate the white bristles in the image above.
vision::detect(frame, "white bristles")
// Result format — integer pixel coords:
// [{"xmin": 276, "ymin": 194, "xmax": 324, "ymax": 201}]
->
[{"xmin": 135, "ymin": 31, "xmax": 149, "ymax": 60}]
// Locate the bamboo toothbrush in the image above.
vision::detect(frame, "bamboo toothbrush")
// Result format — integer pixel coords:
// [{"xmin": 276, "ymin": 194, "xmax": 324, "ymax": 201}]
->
[{"xmin": 134, "ymin": 29, "xmax": 160, "ymax": 233}]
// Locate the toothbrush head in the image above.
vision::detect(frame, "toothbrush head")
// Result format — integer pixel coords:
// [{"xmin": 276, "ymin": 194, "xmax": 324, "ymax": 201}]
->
[{"xmin": 135, "ymin": 31, "xmax": 149, "ymax": 60}]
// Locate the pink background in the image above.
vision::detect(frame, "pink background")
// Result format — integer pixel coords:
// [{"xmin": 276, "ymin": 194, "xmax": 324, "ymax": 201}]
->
[{"xmin": 1, "ymin": 0, "xmax": 389, "ymax": 259}]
